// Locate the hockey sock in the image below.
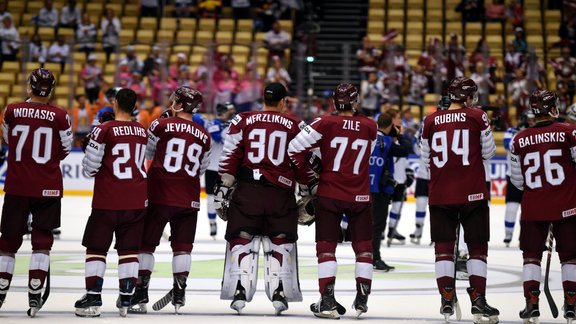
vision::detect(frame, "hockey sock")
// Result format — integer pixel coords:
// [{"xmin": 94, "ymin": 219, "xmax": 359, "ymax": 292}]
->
[
  {"xmin": 504, "ymin": 202, "xmax": 520, "ymax": 236},
  {"xmin": 561, "ymin": 263, "xmax": 576, "ymax": 293},
  {"xmin": 415, "ymin": 197, "xmax": 428, "ymax": 226},
  {"xmin": 435, "ymin": 241, "xmax": 455, "ymax": 291},
  {"xmin": 388, "ymin": 212, "xmax": 400, "ymax": 229},
  {"xmin": 172, "ymin": 253, "xmax": 191, "ymax": 277},
  {"xmin": 28, "ymin": 252, "xmax": 49, "ymax": 292},
  {"xmin": 207, "ymin": 194, "xmax": 216, "ymax": 221},
  {"xmin": 317, "ymin": 241, "xmax": 337, "ymax": 295},
  {"xmin": 352, "ymin": 240, "xmax": 373, "ymax": 291},
  {"xmin": 85, "ymin": 250, "xmax": 106, "ymax": 292},
  {"xmin": 118, "ymin": 252, "xmax": 138, "ymax": 293},
  {"xmin": 468, "ymin": 243, "xmax": 488, "ymax": 294},
  {"xmin": 0, "ymin": 255, "xmax": 15, "ymax": 293},
  {"xmin": 522, "ymin": 260, "xmax": 541, "ymax": 298},
  {"xmin": 138, "ymin": 252, "xmax": 155, "ymax": 277}
]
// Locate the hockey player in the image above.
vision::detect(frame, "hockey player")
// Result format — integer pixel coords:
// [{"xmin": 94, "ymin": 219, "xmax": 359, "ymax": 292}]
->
[
  {"xmin": 215, "ymin": 83, "xmax": 316, "ymax": 315},
  {"xmin": 74, "ymin": 89, "xmax": 148, "ymax": 318},
  {"xmin": 204, "ymin": 102, "xmax": 235, "ymax": 238},
  {"xmin": 0, "ymin": 68, "xmax": 72, "ymax": 316},
  {"xmin": 510, "ymin": 90, "xmax": 576, "ymax": 324},
  {"xmin": 503, "ymin": 111, "xmax": 534, "ymax": 246},
  {"xmin": 421, "ymin": 77, "xmax": 499, "ymax": 323},
  {"xmin": 567, "ymin": 103, "xmax": 576, "ymax": 125},
  {"xmin": 289, "ymin": 83, "xmax": 378, "ymax": 319},
  {"xmin": 129, "ymin": 86, "xmax": 211, "ymax": 314}
]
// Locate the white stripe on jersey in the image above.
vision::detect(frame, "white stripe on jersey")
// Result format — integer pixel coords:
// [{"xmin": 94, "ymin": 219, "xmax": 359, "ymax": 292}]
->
[
  {"xmin": 219, "ymin": 130, "xmax": 243, "ymax": 173},
  {"xmin": 145, "ymin": 130, "xmax": 159, "ymax": 161},
  {"xmin": 480, "ymin": 126, "xmax": 496, "ymax": 160},
  {"xmin": 287, "ymin": 125, "xmax": 323, "ymax": 162},
  {"xmin": 82, "ymin": 139, "xmax": 106, "ymax": 177}
]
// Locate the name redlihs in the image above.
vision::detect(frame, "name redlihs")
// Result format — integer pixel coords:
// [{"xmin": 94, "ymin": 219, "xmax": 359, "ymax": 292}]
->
[
  {"xmin": 518, "ymin": 132, "xmax": 566, "ymax": 148},
  {"xmin": 245, "ymin": 113, "xmax": 294, "ymax": 129},
  {"xmin": 13, "ymin": 107, "xmax": 56, "ymax": 121},
  {"xmin": 112, "ymin": 125, "xmax": 147, "ymax": 138},
  {"xmin": 165, "ymin": 122, "xmax": 209, "ymax": 143},
  {"xmin": 434, "ymin": 112, "xmax": 466, "ymax": 125}
]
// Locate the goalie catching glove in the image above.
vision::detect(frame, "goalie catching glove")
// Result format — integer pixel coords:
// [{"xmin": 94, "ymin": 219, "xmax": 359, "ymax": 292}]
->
[
  {"xmin": 298, "ymin": 179, "xmax": 318, "ymax": 198},
  {"xmin": 297, "ymin": 195, "xmax": 316, "ymax": 226},
  {"xmin": 213, "ymin": 173, "xmax": 236, "ymax": 221}
]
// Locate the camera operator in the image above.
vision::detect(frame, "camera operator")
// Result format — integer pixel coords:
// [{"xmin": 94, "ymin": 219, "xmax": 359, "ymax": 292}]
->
[{"xmin": 369, "ymin": 112, "xmax": 411, "ymax": 271}]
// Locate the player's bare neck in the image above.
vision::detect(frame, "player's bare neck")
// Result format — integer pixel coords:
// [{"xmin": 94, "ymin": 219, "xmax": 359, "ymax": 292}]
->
[
  {"xmin": 263, "ymin": 106, "xmax": 281, "ymax": 113},
  {"xmin": 176, "ymin": 112, "xmax": 192, "ymax": 121},
  {"xmin": 338, "ymin": 110, "xmax": 354, "ymax": 117},
  {"xmin": 28, "ymin": 96, "xmax": 49, "ymax": 105},
  {"xmin": 115, "ymin": 112, "xmax": 132, "ymax": 122},
  {"xmin": 448, "ymin": 103, "xmax": 464, "ymax": 110}
]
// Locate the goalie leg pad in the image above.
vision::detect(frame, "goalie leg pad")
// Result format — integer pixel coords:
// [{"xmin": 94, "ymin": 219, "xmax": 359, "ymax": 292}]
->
[
  {"xmin": 262, "ymin": 236, "xmax": 302, "ymax": 302},
  {"xmin": 220, "ymin": 236, "xmax": 261, "ymax": 302}
]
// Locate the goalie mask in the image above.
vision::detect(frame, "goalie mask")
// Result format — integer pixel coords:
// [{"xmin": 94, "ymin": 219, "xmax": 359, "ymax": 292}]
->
[{"xmin": 297, "ymin": 196, "xmax": 316, "ymax": 226}]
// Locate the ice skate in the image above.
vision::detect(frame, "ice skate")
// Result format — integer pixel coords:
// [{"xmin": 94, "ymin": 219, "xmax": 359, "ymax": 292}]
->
[
  {"xmin": 230, "ymin": 282, "xmax": 246, "ymax": 314},
  {"xmin": 373, "ymin": 259, "xmax": 395, "ymax": 272},
  {"xmin": 410, "ymin": 224, "xmax": 423, "ymax": 245},
  {"xmin": 128, "ymin": 275, "xmax": 150, "ymax": 314},
  {"xmin": 386, "ymin": 228, "xmax": 406, "ymax": 247},
  {"xmin": 519, "ymin": 290, "xmax": 539, "ymax": 323},
  {"xmin": 117, "ymin": 293, "xmax": 131, "ymax": 317},
  {"xmin": 310, "ymin": 283, "xmax": 345, "ymax": 319},
  {"xmin": 503, "ymin": 233, "xmax": 512, "ymax": 248},
  {"xmin": 28, "ymin": 291, "xmax": 42, "ymax": 317},
  {"xmin": 0, "ymin": 288, "xmax": 6, "ymax": 309},
  {"xmin": 271, "ymin": 283, "xmax": 288, "ymax": 315},
  {"xmin": 52, "ymin": 228, "xmax": 61, "ymax": 239},
  {"xmin": 172, "ymin": 275, "xmax": 187, "ymax": 314},
  {"xmin": 467, "ymin": 287, "xmax": 500, "ymax": 324},
  {"xmin": 440, "ymin": 286, "xmax": 461, "ymax": 322},
  {"xmin": 456, "ymin": 254, "xmax": 469, "ymax": 280},
  {"xmin": 352, "ymin": 282, "xmax": 369, "ymax": 318},
  {"xmin": 565, "ymin": 290, "xmax": 576, "ymax": 324},
  {"xmin": 74, "ymin": 293, "xmax": 102, "ymax": 317},
  {"xmin": 210, "ymin": 221, "xmax": 217, "ymax": 239}
]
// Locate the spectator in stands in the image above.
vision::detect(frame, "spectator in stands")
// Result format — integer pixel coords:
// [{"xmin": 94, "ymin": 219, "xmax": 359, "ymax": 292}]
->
[
  {"xmin": 152, "ymin": 74, "xmax": 179, "ymax": 106},
  {"xmin": 176, "ymin": 66, "xmax": 194, "ymax": 87},
  {"xmin": 470, "ymin": 61, "xmax": 494, "ymax": 106},
  {"xmin": 33, "ymin": 0, "xmax": 58, "ymax": 28},
  {"xmin": 507, "ymin": 0, "xmax": 524, "ymax": 28},
  {"xmin": 521, "ymin": 48, "xmax": 545, "ymax": 91},
  {"xmin": 485, "ymin": 0, "xmax": 506, "ymax": 22},
  {"xmin": 360, "ymin": 72, "xmax": 381, "ymax": 116},
  {"xmin": 455, "ymin": 0, "xmax": 485, "ymax": 24},
  {"xmin": 101, "ymin": 8, "xmax": 121, "ymax": 63},
  {"xmin": 378, "ymin": 63, "xmax": 402, "ymax": 104},
  {"xmin": 29, "ymin": 34, "xmax": 47, "ymax": 65},
  {"xmin": 0, "ymin": 2, "xmax": 11, "ymax": 22},
  {"xmin": 139, "ymin": 101, "xmax": 163, "ymax": 130},
  {"xmin": 76, "ymin": 13, "xmax": 97, "ymax": 58},
  {"xmin": 266, "ymin": 56, "xmax": 291, "ymax": 87},
  {"xmin": 48, "ymin": 35, "xmax": 70, "ymax": 73},
  {"xmin": 169, "ymin": 52, "xmax": 189, "ymax": 80},
  {"xmin": 406, "ymin": 65, "xmax": 428, "ymax": 107},
  {"xmin": 392, "ymin": 45, "xmax": 409, "ymax": 73},
  {"xmin": 174, "ymin": 0, "xmax": 194, "ymax": 18},
  {"xmin": 140, "ymin": 0, "xmax": 160, "ymax": 18},
  {"xmin": 120, "ymin": 45, "xmax": 144, "ymax": 74},
  {"xmin": 503, "ymin": 40, "xmax": 523, "ymax": 83},
  {"xmin": 255, "ymin": 0, "xmax": 276, "ymax": 32},
  {"xmin": 469, "ymin": 38, "xmax": 498, "ymax": 82},
  {"xmin": 554, "ymin": 17, "xmax": 575, "ymax": 54},
  {"xmin": 142, "ymin": 45, "xmax": 164, "ymax": 77},
  {"xmin": 446, "ymin": 33, "xmax": 467, "ymax": 81},
  {"xmin": 235, "ymin": 67, "xmax": 262, "ymax": 113},
  {"xmin": 193, "ymin": 54, "xmax": 209, "ymax": 92},
  {"xmin": 214, "ymin": 69, "xmax": 237, "ymax": 105},
  {"xmin": 508, "ymin": 68, "xmax": 529, "ymax": 117},
  {"xmin": 551, "ymin": 46, "xmax": 576, "ymax": 104},
  {"xmin": 263, "ymin": 21, "xmax": 290, "ymax": 60},
  {"xmin": 357, "ymin": 36, "xmax": 382, "ymax": 81},
  {"xmin": 80, "ymin": 54, "xmax": 103, "ymax": 104},
  {"xmin": 232, "ymin": 0, "xmax": 251, "ymax": 19},
  {"xmin": 198, "ymin": 0, "xmax": 222, "ymax": 18},
  {"xmin": 116, "ymin": 62, "xmax": 133, "ymax": 86},
  {"xmin": 512, "ymin": 26, "xmax": 527, "ymax": 53},
  {"xmin": 71, "ymin": 94, "xmax": 94, "ymax": 147},
  {"xmin": 0, "ymin": 16, "xmax": 19, "ymax": 65},
  {"xmin": 60, "ymin": 0, "xmax": 81, "ymax": 29},
  {"xmin": 222, "ymin": 55, "xmax": 240, "ymax": 81},
  {"xmin": 129, "ymin": 72, "xmax": 147, "ymax": 106},
  {"xmin": 417, "ymin": 49, "xmax": 438, "ymax": 93}
]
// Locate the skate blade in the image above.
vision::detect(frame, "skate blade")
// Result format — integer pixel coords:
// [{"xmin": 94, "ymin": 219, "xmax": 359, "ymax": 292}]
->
[
  {"xmin": 455, "ymin": 272, "xmax": 469, "ymax": 280},
  {"xmin": 473, "ymin": 314, "xmax": 499, "ymax": 324},
  {"xmin": 410, "ymin": 238, "xmax": 421, "ymax": 245},
  {"xmin": 127, "ymin": 303, "xmax": 148, "ymax": 314},
  {"xmin": 313, "ymin": 309, "xmax": 340, "ymax": 319},
  {"xmin": 175, "ymin": 304, "xmax": 183, "ymax": 315},
  {"xmin": 231, "ymin": 300, "xmax": 245, "ymax": 314},
  {"xmin": 119, "ymin": 306, "xmax": 128, "ymax": 317},
  {"xmin": 522, "ymin": 317, "xmax": 539, "ymax": 324},
  {"xmin": 27, "ymin": 307, "xmax": 40, "ymax": 317},
  {"xmin": 388, "ymin": 240, "xmax": 406, "ymax": 246},
  {"xmin": 355, "ymin": 308, "xmax": 367, "ymax": 318},
  {"xmin": 273, "ymin": 301, "xmax": 288, "ymax": 315},
  {"xmin": 75, "ymin": 306, "xmax": 101, "ymax": 317}
]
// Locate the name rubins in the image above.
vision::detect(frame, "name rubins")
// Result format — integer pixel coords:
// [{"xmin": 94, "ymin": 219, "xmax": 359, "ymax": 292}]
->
[{"xmin": 434, "ymin": 112, "xmax": 466, "ymax": 125}]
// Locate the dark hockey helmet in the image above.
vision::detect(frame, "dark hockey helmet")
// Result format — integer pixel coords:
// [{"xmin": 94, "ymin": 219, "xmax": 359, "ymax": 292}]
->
[
  {"xmin": 105, "ymin": 87, "xmax": 123, "ymax": 104},
  {"xmin": 170, "ymin": 86, "xmax": 203, "ymax": 113},
  {"xmin": 448, "ymin": 76, "xmax": 478, "ymax": 105},
  {"xmin": 529, "ymin": 90, "xmax": 559, "ymax": 118},
  {"xmin": 28, "ymin": 68, "xmax": 55, "ymax": 97},
  {"xmin": 332, "ymin": 83, "xmax": 359, "ymax": 111},
  {"xmin": 216, "ymin": 102, "xmax": 235, "ymax": 116}
]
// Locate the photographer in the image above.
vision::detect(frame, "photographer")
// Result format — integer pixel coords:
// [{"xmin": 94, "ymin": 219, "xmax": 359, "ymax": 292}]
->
[{"xmin": 369, "ymin": 112, "xmax": 411, "ymax": 271}]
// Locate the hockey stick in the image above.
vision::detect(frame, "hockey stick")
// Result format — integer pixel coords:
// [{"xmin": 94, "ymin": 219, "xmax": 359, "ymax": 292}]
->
[
  {"xmin": 27, "ymin": 267, "xmax": 50, "ymax": 316},
  {"xmin": 152, "ymin": 289, "xmax": 172, "ymax": 311},
  {"xmin": 452, "ymin": 225, "xmax": 462, "ymax": 321},
  {"xmin": 543, "ymin": 224, "xmax": 559, "ymax": 318}
]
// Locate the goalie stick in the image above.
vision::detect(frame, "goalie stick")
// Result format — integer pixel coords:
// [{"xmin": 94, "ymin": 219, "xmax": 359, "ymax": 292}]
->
[
  {"xmin": 544, "ymin": 224, "xmax": 559, "ymax": 318},
  {"xmin": 27, "ymin": 267, "xmax": 50, "ymax": 317},
  {"xmin": 152, "ymin": 289, "xmax": 173, "ymax": 311}
]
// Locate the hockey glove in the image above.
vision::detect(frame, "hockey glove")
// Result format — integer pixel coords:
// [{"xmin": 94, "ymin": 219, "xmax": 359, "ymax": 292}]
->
[
  {"xmin": 405, "ymin": 168, "xmax": 415, "ymax": 188},
  {"xmin": 99, "ymin": 111, "xmax": 115, "ymax": 124},
  {"xmin": 81, "ymin": 134, "xmax": 90, "ymax": 152},
  {"xmin": 213, "ymin": 173, "xmax": 236, "ymax": 221},
  {"xmin": 308, "ymin": 152, "xmax": 322, "ymax": 173},
  {"xmin": 297, "ymin": 195, "xmax": 316, "ymax": 226},
  {"xmin": 298, "ymin": 178, "xmax": 318, "ymax": 198}
]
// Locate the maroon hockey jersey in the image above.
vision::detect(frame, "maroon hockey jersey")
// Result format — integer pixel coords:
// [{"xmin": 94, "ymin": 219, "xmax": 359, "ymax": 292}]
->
[
  {"xmin": 2, "ymin": 101, "xmax": 72, "ymax": 197},
  {"xmin": 421, "ymin": 108, "xmax": 496, "ymax": 205},
  {"xmin": 82, "ymin": 120, "xmax": 148, "ymax": 210},
  {"xmin": 146, "ymin": 117, "xmax": 211, "ymax": 209},
  {"xmin": 219, "ymin": 111, "xmax": 314, "ymax": 188},
  {"xmin": 510, "ymin": 122, "xmax": 576, "ymax": 221},
  {"xmin": 288, "ymin": 114, "xmax": 378, "ymax": 203}
]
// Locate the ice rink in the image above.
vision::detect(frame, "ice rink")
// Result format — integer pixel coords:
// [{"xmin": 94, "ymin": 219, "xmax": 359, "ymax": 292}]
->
[{"xmin": 0, "ymin": 195, "xmax": 568, "ymax": 323}]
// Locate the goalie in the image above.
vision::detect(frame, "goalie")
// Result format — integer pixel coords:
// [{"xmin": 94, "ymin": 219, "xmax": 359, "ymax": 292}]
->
[{"xmin": 214, "ymin": 83, "xmax": 317, "ymax": 315}]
